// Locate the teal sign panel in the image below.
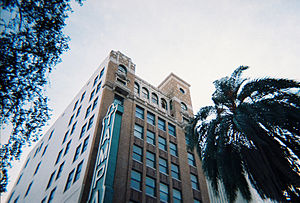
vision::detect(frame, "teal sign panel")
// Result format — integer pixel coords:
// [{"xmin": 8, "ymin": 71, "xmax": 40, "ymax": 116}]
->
[{"xmin": 89, "ymin": 102, "xmax": 123, "ymax": 203}]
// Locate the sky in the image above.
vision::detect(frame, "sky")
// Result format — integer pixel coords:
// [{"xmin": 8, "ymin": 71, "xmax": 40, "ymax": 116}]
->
[{"xmin": 2, "ymin": 0, "xmax": 300, "ymax": 201}]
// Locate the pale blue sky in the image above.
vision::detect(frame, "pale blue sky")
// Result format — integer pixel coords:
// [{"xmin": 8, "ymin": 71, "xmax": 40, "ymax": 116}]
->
[{"xmin": 3, "ymin": 0, "xmax": 300, "ymax": 200}]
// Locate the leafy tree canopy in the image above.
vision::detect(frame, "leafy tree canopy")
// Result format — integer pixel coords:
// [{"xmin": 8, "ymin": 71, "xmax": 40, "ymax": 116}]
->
[
  {"xmin": 0, "ymin": 0, "xmax": 84, "ymax": 193},
  {"xmin": 187, "ymin": 66, "xmax": 300, "ymax": 202}
]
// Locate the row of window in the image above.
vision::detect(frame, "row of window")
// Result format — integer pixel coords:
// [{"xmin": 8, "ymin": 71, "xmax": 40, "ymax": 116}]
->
[
  {"xmin": 134, "ymin": 83, "xmax": 169, "ymax": 111},
  {"xmin": 134, "ymin": 83, "xmax": 188, "ymax": 112},
  {"xmin": 134, "ymin": 124, "xmax": 178, "ymax": 155},
  {"xmin": 130, "ymin": 169, "xmax": 200, "ymax": 202},
  {"xmin": 136, "ymin": 106, "xmax": 176, "ymax": 136},
  {"xmin": 132, "ymin": 145, "xmax": 180, "ymax": 179}
]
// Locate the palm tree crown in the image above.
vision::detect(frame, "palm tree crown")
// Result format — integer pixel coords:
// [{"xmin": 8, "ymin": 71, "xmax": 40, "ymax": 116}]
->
[{"xmin": 187, "ymin": 66, "xmax": 300, "ymax": 202}]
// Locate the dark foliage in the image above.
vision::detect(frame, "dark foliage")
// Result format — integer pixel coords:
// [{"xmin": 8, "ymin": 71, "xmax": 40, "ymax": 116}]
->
[
  {"xmin": 0, "ymin": 0, "xmax": 84, "ymax": 193},
  {"xmin": 187, "ymin": 66, "xmax": 300, "ymax": 202}
]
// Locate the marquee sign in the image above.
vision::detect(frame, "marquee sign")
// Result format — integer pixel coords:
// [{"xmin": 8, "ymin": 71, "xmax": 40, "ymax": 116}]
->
[{"xmin": 89, "ymin": 102, "xmax": 123, "ymax": 203}]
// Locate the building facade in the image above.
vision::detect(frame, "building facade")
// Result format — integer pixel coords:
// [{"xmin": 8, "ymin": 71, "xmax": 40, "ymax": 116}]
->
[{"xmin": 7, "ymin": 51, "xmax": 210, "ymax": 203}]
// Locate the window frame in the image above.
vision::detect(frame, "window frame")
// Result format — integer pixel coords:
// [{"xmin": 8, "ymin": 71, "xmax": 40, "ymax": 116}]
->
[{"xmin": 134, "ymin": 124, "xmax": 143, "ymax": 139}]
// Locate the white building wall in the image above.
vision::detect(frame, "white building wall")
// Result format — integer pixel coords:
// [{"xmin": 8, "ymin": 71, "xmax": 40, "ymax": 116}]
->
[{"xmin": 8, "ymin": 56, "xmax": 110, "ymax": 203}]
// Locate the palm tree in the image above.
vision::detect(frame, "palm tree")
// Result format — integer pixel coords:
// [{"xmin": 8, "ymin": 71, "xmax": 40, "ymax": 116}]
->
[{"xmin": 187, "ymin": 66, "xmax": 300, "ymax": 202}]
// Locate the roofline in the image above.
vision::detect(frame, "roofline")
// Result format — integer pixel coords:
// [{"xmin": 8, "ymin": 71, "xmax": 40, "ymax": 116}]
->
[{"xmin": 158, "ymin": 72, "xmax": 191, "ymax": 89}]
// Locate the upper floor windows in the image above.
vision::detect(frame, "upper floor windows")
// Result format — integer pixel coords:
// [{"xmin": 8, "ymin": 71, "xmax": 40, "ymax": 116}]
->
[
  {"xmin": 187, "ymin": 152, "xmax": 196, "ymax": 167},
  {"xmin": 64, "ymin": 169, "xmax": 75, "ymax": 192},
  {"xmin": 24, "ymin": 181, "xmax": 33, "ymax": 197},
  {"xmin": 114, "ymin": 94, "xmax": 124, "ymax": 106},
  {"xmin": 118, "ymin": 65, "xmax": 127, "ymax": 75},
  {"xmin": 168, "ymin": 123, "xmax": 176, "ymax": 137},
  {"xmin": 179, "ymin": 87, "xmax": 185, "ymax": 94},
  {"xmin": 181, "ymin": 102, "xmax": 187, "ymax": 111},
  {"xmin": 80, "ymin": 91, "xmax": 86, "ymax": 103},
  {"xmin": 99, "ymin": 67, "xmax": 105, "ymax": 79},
  {"xmin": 132, "ymin": 145, "xmax": 143, "ymax": 162},
  {"xmin": 93, "ymin": 75, "xmax": 99, "ymax": 87},
  {"xmin": 147, "ymin": 112, "xmax": 155, "ymax": 125},
  {"xmin": 73, "ymin": 100, "xmax": 79, "ymax": 111},
  {"xmin": 135, "ymin": 106, "xmax": 144, "ymax": 119},
  {"xmin": 160, "ymin": 183, "xmax": 169, "ymax": 203},
  {"xmin": 151, "ymin": 93, "xmax": 158, "ymax": 105},
  {"xmin": 134, "ymin": 124, "xmax": 143, "ymax": 139},
  {"xmin": 161, "ymin": 99, "xmax": 168, "ymax": 110},
  {"xmin": 89, "ymin": 89, "xmax": 95, "ymax": 102},
  {"xmin": 158, "ymin": 118, "xmax": 166, "ymax": 131},
  {"xmin": 190, "ymin": 174, "xmax": 200, "ymax": 190},
  {"xmin": 142, "ymin": 87, "xmax": 149, "ymax": 100},
  {"xmin": 134, "ymin": 82, "xmax": 140, "ymax": 95},
  {"xmin": 145, "ymin": 176, "xmax": 156, "ymax": 197},
  {"xmin": 131, "ymin": 170, "xmax": 141, "ymax": 191}
]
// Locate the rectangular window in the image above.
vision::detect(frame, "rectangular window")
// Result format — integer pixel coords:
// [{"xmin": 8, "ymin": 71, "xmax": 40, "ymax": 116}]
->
[
  {"xmin": 171, "ymin": 163, "xmax": 180, "ymax": 180},
  {"xmin": 62, "ymin": 130, "xmax": 69, "ymax": 144},
  {"xmin": 160, "ymin": 183, "xmax": 169, "ymax": 203},
  {"xmin": 80, "ymin": 91, "xmax": 86, "ymax": 103},
  {"xmin": 73, "ymin": 144, "xmax": 81, "ymax": 162},
  {"xmin": 188, "ymin": 152, "xmax": 196, "ymax": 167},
  {"xmin": 168, "ymin": 123, "xmax": 176, "ymax": 137},
  {"xmin": 93, "ymin": 75, "xmax": 99, "ymax": 87},
  {"xmin": 92, "ymin": 97, "xmax": 98, "ymax": 111},
  {"xmin": 48, "ymin": 130, "xmax": 54, "ymax": 141},
  {"xmin": 145, "ymin": 176, "xmax": 156, "ymax": 197},
  {"xmin": 159, "ymin": 157, "xmax": 168, "ymax": 174},
  {"xmin": 87, "ymin": 115, "xmax": 95, "ymax": 131},
  {"xmin": 173, "ymin": 188, "xmax": 182, "ymax": 203},
  {"xmin": 99, "ymin": 67, "xmax": 105, "ymax": 78},
  {"xmin": 33, "ymin": 148, "xmax": 38, "ymax": 157},
  {"xmin": 169, "ymin": 142, "xmax": 178, "ymax": 157},
  {"xmin": 55, "ymin": 150, "xmax": 63, "ymax": 165},
  {"xmin": 42, "ymin": 145, "xmax": 48, "ymax": 157},
  {"xmin": 132, "ymin": 145, "xmax": 143, "ymax": 162},
  {"xmin": 16, "ymin": 174, "xmax": 22, "ymax": 185},
  {"xmin": 76, "ymin": 105, "xmax": 82, "ymax": 118},
  {"xmin": 194, "ymin": 199, "xmax": 201, "ymax": 203},
  {"xmin": 73, "ymin": 161, "xmax": 83, "ymax": 183},
  {"xmin": 130, "ymin": 170, "xmax": 141, "ymax": 191},
  {"xmin": 134, "ymin": 124, "xmax": 143, "ymax": 139},
  {"xmin": 48, "ymin": 187, "xmax": 56, "ymax": 203},
  {"xmin": 146, "ymin": 151, "xmax": 155, "ymax": 168},
  {"xmin": 70, "ymin": 121, "xmax": 77, "ymax": 135},
  {"xmin": 68, "ymin": 114, "xmax": 74, "ymax": 126},
  {"xmin": 135, "ymin": 106, "xmax": 144, "ymax": 119},
  {"xmin": 24, "ymin": 158, "xmax": 30, "ymax": 168},
  {"xmin": 191, "ymin": 174, "xmax": 199, "ymax": 190},
  {"xmin": 41, "ymin": 197, "xmax": 47, "ymax": 203},
  {"xmin": 56, "ymin": 161, "xmax": 65, "ymax": 180},
  {"xmin": 81, "ymin": 136, "xmax": 89, "ymax": 154},
  {"xmin": 64, "ymin": 140, "xmax": 72, "ymax": 156},
  {"xmin": 89, "ymin": 89, "xmax": 95, "ymax": 102},
  {"xmin": 147, "ymin": 112, "xmax": 155, "ymax": 125},
  {"xmin": 64, "ymin": 169, "xmax": 75, "ymax": 192},
  {"xmin": 24, "ymin": 181, "xmax": 33, "ymax": 197},
  {"xmin": 158, "ymin": 136, "xmax": 167, "ymax": 151},
  {"xmin": 85, "ymin": 105, "xmax": 92, "ymax": 119},
  {"xmin": 79, "ymin": 123, "xmax": 87, "ymax": 139},
  {"xmin": 34, "ymin": 162, "xmax": 41, "ymax": 175},
  {"xmin": 158, "ymin": 118, "xmax": 166, "ymax": 131},
  {"xmin": 13, "ymin": 196, "xmax": 19, "ymax": 203},
  {"xmin": 96, "ymin": 81, "xmax": 102, "ymax": 94},
  {"xmin": 146, "ymin": 130, "xmax": 155, "ymax": 145},
  {"xmin": 114, "ymin": 94, "xmax": 124, "ymax": 106},
  {"xmin": 73, "ymin": 100, "xmax": 79, "ymax": 111},
  {"xmin": 46, "ymin": 171, "xmax": 56, "ymax": 189}
]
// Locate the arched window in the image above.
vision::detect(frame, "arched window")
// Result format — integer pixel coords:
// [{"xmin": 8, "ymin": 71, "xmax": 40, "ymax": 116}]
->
[
  {"xmin": 142, "ymin": 87, "xmax": 149, "ymax": 99},
  {"xmin": 118, "ymin": 65, "xmax": 127, "ymax": 74},
  {"xmin": 179, "ymin": 88, "xmax": 185, "ymax": 94},
  {"xmin": 161, "ymin": 99, "xmax": 168, "ymax": 110},
  {"xmin": 134, "ymin": 82, "xmax": 140, "ymax": 95},
  {"xmin": 151, "ymin": 93, "xmax": 158, "ymax": 105},
  {"xmin": 181, "ymin": 102, "xmax": 187, "ymax": 111}
]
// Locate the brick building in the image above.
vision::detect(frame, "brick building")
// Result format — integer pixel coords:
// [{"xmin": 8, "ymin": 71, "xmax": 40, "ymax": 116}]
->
[{"xmin": 8, "ymin": 51, "xmax": 210, "ymax": 203}]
